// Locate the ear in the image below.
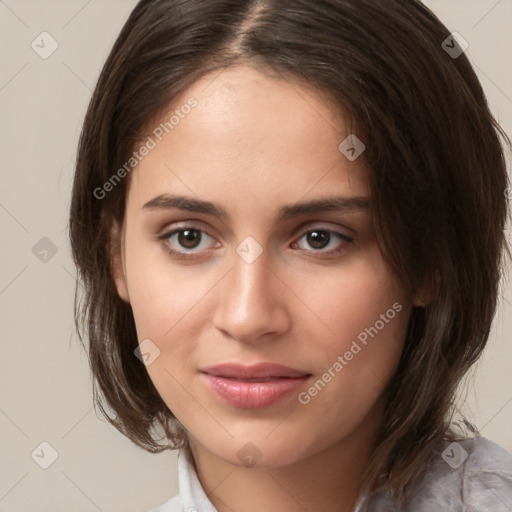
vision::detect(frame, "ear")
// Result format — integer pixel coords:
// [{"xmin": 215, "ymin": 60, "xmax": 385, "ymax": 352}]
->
[
  {"xmin": 413, "ymin": 291, "xmax": 428, "ymax": 308},
  {"xmin": 412, "ymin": 270, "xmax": 440, "ymax": 307},
  {"xmin": 109, "ymin": 220, "xmax": 130, "ymax": 303}
]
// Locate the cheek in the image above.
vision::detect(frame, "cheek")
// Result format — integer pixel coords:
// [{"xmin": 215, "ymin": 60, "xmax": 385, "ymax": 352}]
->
[
  {"xmin": 294, "ymin": 253, "xmax": 409, "ymax": 405},
  {"xmin": 123, "ymin": 236, "xmax": 212, "ymax": 340},
  {"xmin": 295, "ymin": 251, "xmax": 406, "ymax": 353},
  {"xmin": 122, "ymin": 243, "xmax": 208, "ymax": 416}
]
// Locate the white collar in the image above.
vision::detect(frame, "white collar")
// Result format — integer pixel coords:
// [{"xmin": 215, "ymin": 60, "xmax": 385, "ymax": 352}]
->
[{"xmin": 176, "ymin": 446, "xmax": 218, "ymax": 511}]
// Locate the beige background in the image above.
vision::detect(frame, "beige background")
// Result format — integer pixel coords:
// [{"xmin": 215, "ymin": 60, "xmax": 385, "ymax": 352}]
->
[{"xmin": 0, "ymin": 1, "xmax": 511, "ymax": 511}]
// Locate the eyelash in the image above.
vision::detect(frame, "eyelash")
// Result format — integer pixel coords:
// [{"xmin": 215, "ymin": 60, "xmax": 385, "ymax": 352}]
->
[{"xmin": 157, "ymin": 225, "xmax": 354, "ymax": 261}]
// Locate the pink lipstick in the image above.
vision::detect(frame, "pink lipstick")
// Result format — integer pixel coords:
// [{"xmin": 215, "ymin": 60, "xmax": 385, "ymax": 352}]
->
[{"xmin": 200, "ymin": 363, "xmax": 311, "ymax": 409}]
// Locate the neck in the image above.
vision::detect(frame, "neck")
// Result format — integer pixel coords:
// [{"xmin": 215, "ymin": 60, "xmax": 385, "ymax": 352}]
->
[{"xmin": 188, "ymin": 404, "xmax": 382, "ymax": 512}]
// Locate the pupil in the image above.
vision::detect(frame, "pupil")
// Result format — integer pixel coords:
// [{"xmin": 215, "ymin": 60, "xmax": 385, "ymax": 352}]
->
[
  {"xmin": 308, "ymin": 231, "xmax": 329, "ymax": 249},
  {"xmin": 178, "ymin": 230, "xmax": 201, "ymax": 249}
]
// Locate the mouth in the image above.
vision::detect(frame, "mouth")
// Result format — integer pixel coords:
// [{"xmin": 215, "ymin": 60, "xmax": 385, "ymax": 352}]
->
[
  {"xmin": 219, "ymin": 376, "xmax": 295, "ymax": 382},
  {"xmin": 200, "ymin": 362, "xmax": 310, "ymax": 379},
  {"xmin": 200, "ymin": 363, "xmax": 312, "ymax": 409}
]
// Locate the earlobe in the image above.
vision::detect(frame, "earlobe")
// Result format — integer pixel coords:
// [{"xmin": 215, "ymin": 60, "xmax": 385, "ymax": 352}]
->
[
  {"xmin": 109, "ymin": 221, "xmax": 130, "ymax": 303},
  {"xmin": 413, "ymin": 270, "xmax": 440, "ymax": 307},
  {"xmin": 413, "ymin": 284, "xmax": 428, "ymax": 307},
  {"xmin": 413, "ymin": 295, "xmax": 427, "ymax": 308}
]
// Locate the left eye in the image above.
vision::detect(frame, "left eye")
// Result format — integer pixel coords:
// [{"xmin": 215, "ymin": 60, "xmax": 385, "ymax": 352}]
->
[{"xmin": 293, "ymin": 229, "xmax": 353, "ymax": 253}]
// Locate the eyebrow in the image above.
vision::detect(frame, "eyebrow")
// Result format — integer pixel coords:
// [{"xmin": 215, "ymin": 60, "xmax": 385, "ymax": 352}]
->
[{"xmin": 142, "ymin": 194, "xmax": 369, "ymax": 221}]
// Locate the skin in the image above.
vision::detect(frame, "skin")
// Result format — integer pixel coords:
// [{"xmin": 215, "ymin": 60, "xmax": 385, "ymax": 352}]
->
[{"xmin": 111, "ymin": 64, "xmax": 421, "ymax": 512}]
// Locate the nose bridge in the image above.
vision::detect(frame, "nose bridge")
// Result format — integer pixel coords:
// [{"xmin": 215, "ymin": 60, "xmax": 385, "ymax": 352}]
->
[
  {"xmin": 234, "ymin": 249, "xmax": 272, "ymax": 306},
  {"xmin": 213, "ymin": 245, "xmax": 290, "ymax": 342}
]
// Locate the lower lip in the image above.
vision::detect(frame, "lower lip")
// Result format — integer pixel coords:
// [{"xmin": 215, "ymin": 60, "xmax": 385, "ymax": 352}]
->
[{"xmin": 202, "ymin": 374, "xmax": 310, "ymax": 409}]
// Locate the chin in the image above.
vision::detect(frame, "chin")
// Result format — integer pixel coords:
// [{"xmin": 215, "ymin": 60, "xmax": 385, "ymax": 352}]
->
[{"xmin": 201, "ymin": 433, "xmax": 318, "ymax": 469}]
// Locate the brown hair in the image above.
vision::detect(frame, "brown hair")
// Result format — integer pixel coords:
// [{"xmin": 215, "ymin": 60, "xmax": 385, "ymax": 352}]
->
[{"xmin": 69, "ymin": 0, "xmax": 511, "ymax": 503}]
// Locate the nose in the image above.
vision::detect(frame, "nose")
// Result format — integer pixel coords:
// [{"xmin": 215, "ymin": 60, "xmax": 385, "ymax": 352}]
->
[{"xmin": 212, "ymin": 248, "xmax": 291, "ymax": 344}]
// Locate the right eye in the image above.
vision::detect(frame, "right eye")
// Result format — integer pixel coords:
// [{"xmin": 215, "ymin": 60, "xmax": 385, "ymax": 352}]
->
[{"xmin": 158, "ymin": 226, "xmax": 219, "ymax": 259}]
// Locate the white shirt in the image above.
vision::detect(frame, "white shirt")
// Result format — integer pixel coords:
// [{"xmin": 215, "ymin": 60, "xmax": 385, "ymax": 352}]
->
[{"xmin": 148, "ymin": 436, "xmax": 512, "ymax": 512}]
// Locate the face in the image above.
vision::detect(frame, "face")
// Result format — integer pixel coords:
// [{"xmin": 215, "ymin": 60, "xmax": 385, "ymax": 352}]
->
[{"xmin": 112, "ymin": 64, "xmax": 413, "ymax": 468}]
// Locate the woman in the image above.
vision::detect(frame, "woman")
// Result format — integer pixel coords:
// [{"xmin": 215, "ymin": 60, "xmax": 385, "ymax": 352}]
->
[{"xmin": 69, "ymin": 1, "xmax": 512, "ymax": 510}]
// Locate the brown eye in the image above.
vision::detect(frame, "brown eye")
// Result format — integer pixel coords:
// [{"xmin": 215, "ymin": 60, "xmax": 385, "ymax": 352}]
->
[
  {"xmin": 306, "ymin": 230, "xmax": 331, "ymax": 249},
  {"xmin": 177, "ymin": 229, "xmax": 202, "ymax": 249},
  {"xmin": 294, "ymin": 228, "xmax": 354, "ymax": 254},
  {"xmin": 159, "ymin": 227, "xmax": 217, "ymax": 256}
]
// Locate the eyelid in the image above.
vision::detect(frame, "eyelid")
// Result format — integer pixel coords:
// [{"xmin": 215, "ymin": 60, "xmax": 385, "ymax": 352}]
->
[
  {"xmin": 292, "ymin": 219, "xmax": 357, "ymax": 237},
  {"xmin": 158, "ymin": 219, "xmax": 215, "ymax": 238},
  {"xmin": 292, "ymin": 221, "xmax": 357, "ymax": 239}
]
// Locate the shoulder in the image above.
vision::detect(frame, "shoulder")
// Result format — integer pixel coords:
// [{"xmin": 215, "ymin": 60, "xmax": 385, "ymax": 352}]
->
[
  {"xmin": 366, "ymin": 436, "xmax": 512, "ymax": 512},
  {"xmin": 146, "ymin": 495, "xmax": 183, "ymax": 512},
  {"xmin": 407, "ymin": 436, "xmax": 512, "ymax": 511},
  {"xmin": 460, "ymin": 435, "xmax": 512, "ymax": 468},
  {"xmin": 457, "ymin": 436, "xmax": 512, "ymax": 510}
]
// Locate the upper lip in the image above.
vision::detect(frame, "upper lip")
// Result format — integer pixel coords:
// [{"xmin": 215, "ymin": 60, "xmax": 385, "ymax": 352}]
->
[{"xmin": 200, "ymin": 363, "xmax": 310, "ymax": 379}]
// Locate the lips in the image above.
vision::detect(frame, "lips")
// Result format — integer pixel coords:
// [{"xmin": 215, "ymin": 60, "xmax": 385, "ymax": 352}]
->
[
  {"xmin": 201, "ymin": 362, "xmax": 309, "ymax": 379},
  {"xmin": 200, "ymin": 363, "xmax": 311, "ymax": 409}
]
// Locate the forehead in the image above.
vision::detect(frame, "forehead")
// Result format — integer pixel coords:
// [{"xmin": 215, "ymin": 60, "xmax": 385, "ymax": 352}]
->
[{"xmin": 127, "ymin": 64, "xmax": 368, "ymax": 211}]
